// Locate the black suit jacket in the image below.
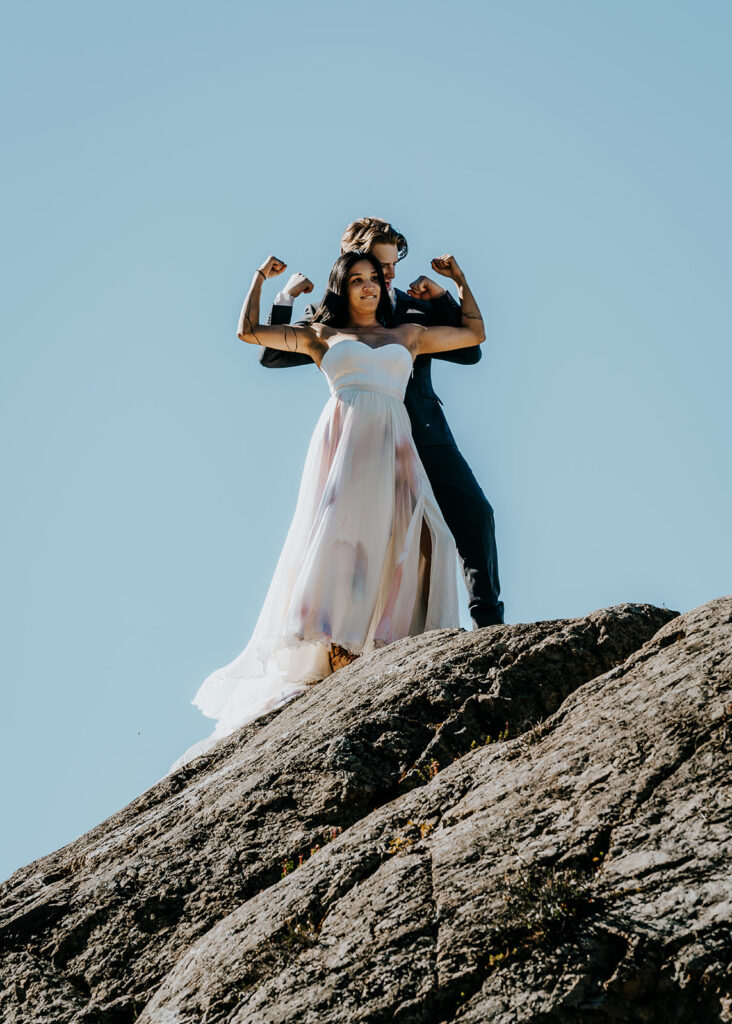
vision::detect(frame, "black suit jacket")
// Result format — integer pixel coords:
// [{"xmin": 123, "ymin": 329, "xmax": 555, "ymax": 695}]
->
[{"xmin": 259, "ymin": 288, "xmax": 480, "ymax": 447}]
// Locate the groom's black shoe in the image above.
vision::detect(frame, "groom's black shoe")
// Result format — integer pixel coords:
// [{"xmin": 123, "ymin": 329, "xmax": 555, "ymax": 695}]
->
[{"xmin": 470, "ymin": 602, "xmax": 505, "ymax": 628}]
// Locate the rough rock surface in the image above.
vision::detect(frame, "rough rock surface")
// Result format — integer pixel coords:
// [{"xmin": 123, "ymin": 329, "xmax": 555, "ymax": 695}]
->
[{"xmin": 1, "ymin": 599, "xmax": 730, "ymax": 1023}]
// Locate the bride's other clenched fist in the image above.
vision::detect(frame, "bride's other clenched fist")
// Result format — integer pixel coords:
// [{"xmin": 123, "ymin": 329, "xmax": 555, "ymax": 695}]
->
[
  {"xmin": 430, "ymin": 255, "xmax": 464, "ymax": 281},
  {"xmin": 257, "ymin": 255, "xmax": 288, "ymax": 279}
]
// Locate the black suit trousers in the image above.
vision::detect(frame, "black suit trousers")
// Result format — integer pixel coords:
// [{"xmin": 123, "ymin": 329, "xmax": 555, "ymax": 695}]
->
[{"xmin": 417, "ymin": 443, "xmax": 504, "ymax": 626}]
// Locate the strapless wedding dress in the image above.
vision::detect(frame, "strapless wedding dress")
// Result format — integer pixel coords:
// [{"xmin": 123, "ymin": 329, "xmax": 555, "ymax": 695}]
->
[{"xmin": 172, "ymin": 340, "xmax": 459, "ymax": 769}]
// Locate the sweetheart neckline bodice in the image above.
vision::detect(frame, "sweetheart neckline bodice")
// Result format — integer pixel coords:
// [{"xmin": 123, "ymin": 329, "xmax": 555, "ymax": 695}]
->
[
  {"xmin": 318, "ymin": 337, "xmax": 413, "ymax": 400},
  {"xmin": 321, "ymin": 338, "xmax": 413, "ymax": 367}
]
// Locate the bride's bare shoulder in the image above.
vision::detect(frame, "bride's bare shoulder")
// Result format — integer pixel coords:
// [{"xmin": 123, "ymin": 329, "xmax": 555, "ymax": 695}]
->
[
  {"xmin": 391, "ymin": 322, "xmax": 424, "ymax": 351},
  {"xmin": 307, "ymin": 322, "xmax": 338, "ymax": 365},
  {"xmin": 310, "ymin": 323, "xmax": 338, "ymax": 340}
]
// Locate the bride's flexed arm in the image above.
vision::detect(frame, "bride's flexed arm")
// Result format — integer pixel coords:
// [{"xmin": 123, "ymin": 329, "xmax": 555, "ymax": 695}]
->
[
  {"xmin": 237, "ymin": 256, "xmax": 324, "ymax": 358},
  {"xmin": 410, "ymin": 255, "xmax": 486, "ymax": 356}
]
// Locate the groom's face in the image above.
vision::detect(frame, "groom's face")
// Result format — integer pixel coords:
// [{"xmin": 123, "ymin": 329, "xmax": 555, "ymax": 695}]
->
[{"xmin": 369, "ymin": 242, "xmax": 399, "ymax": 289}]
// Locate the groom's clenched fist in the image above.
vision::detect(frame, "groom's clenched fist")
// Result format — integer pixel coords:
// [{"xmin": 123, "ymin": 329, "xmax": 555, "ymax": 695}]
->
[
  {"xmin": 407, "ymin": 275, "xmax": 446, "ymax": 301},
  {"xmin": 431, "ymin": 254, "xmax": 464, "ymax": 281},
  {"xmin": 283, "ymin": 272, "xmax": 315, "ymax": 298},
  {"xmin": 258, "ymin": 255, "xmax": 287, "ymax": 279}
]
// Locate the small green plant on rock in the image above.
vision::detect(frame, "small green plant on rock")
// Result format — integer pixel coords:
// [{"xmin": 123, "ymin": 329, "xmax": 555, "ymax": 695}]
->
[
  {"xmin": 387, "ymin": 819, "xmax": 435, "ymax": 856},
  {"xmin": 470, "ymin": 722, "xmax": 510, "ymax": 749},
  {"xmin": 270, "ymin": 916, "xmax": 320, "ymax": 952},
  {"xmin": 398, "ymin": 756, "xmax": 440, "ymax": 786},
  {"xmin": 417, "ymin": 759, "xmax": 440, "ymax": 782},
  {"xmin": 281, "ymin": 826, "xmax": 344, "ymax": 878},
  {"xmin": 487, "ymin": 864, "xmax": 598, "ymax": 965},
  {"xmin": 520, "ymin": 719, "xmax": 554, "ymax": 748}
]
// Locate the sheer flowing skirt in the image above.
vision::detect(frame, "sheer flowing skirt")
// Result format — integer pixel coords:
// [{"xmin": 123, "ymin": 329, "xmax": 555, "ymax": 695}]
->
[{"xmin": 172, "ymin": 387, "xmax": 459, "ymax": 768}]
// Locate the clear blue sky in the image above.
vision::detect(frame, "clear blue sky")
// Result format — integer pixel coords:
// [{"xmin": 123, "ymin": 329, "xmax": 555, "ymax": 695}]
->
[{"xmin": 1, "ymin": 0, "xmax": 730, "ymax": 881}]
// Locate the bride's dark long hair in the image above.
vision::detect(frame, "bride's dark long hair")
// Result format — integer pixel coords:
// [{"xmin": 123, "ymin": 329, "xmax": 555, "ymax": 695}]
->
[{"xmin": 310, "ymin": 251, "xmax": 393, "ymax": 327}]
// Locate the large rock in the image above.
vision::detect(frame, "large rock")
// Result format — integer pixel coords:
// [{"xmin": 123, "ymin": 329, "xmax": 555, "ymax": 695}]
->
[{"xmin": 4, "ymin": 599, "xmax": 731, "ymax": 1023}]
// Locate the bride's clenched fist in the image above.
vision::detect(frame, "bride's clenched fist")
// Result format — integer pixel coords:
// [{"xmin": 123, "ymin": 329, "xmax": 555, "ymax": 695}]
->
[
  {"xmin": 430, "ymin": 255, "xmax": 464, "ymax": 281},
  {"xmin": 257, "ymin": 255, "xmax": 288, "ymax": 279}
]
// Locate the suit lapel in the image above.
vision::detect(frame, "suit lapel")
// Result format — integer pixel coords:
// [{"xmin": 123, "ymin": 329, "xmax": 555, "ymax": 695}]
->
[{"xmin": 393, "ymin": 289, "xmax": 431, "ymax": 324}]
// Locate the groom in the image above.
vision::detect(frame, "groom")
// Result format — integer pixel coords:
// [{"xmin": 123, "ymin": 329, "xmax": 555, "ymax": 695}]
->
[{"xmin": 259, "ymin": 216, "xmax": 504, "ymax": 627}]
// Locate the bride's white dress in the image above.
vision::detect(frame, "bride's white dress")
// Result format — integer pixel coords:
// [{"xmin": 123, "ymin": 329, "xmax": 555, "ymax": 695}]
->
[{"xmin": 172, "ymin": 339, "xmax": 459, "ymax": 769}]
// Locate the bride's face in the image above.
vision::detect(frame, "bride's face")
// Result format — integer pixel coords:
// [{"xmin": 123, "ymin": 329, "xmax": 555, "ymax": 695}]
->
[{"xmin": 346, "ymin": 259, "xmax": 381, "ymax": 315}]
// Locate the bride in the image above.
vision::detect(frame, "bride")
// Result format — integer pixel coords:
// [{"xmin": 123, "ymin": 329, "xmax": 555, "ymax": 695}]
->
[{"xmin": 172, "ymin": 249, "xmax": 485, "ymax": 768}]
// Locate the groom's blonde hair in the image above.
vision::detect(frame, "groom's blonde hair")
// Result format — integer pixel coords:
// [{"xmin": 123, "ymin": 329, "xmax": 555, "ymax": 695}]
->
[{"xmin": 340, "ymin": 217, "xmax": 408, "ymax": 261}]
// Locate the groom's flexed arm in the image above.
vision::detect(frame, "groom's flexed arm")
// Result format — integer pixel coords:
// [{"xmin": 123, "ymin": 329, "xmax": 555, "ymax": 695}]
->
[
  {"xmin": 407, "ymin": 256, "xmax": 486, "ymax": 357},
  {"xmin": 408, "ymin": 274, "xmax": 482, "ymax": 366},
  {"xmin": 261, "ymin": 272, "xmax": 317, "ymax": 369}
]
